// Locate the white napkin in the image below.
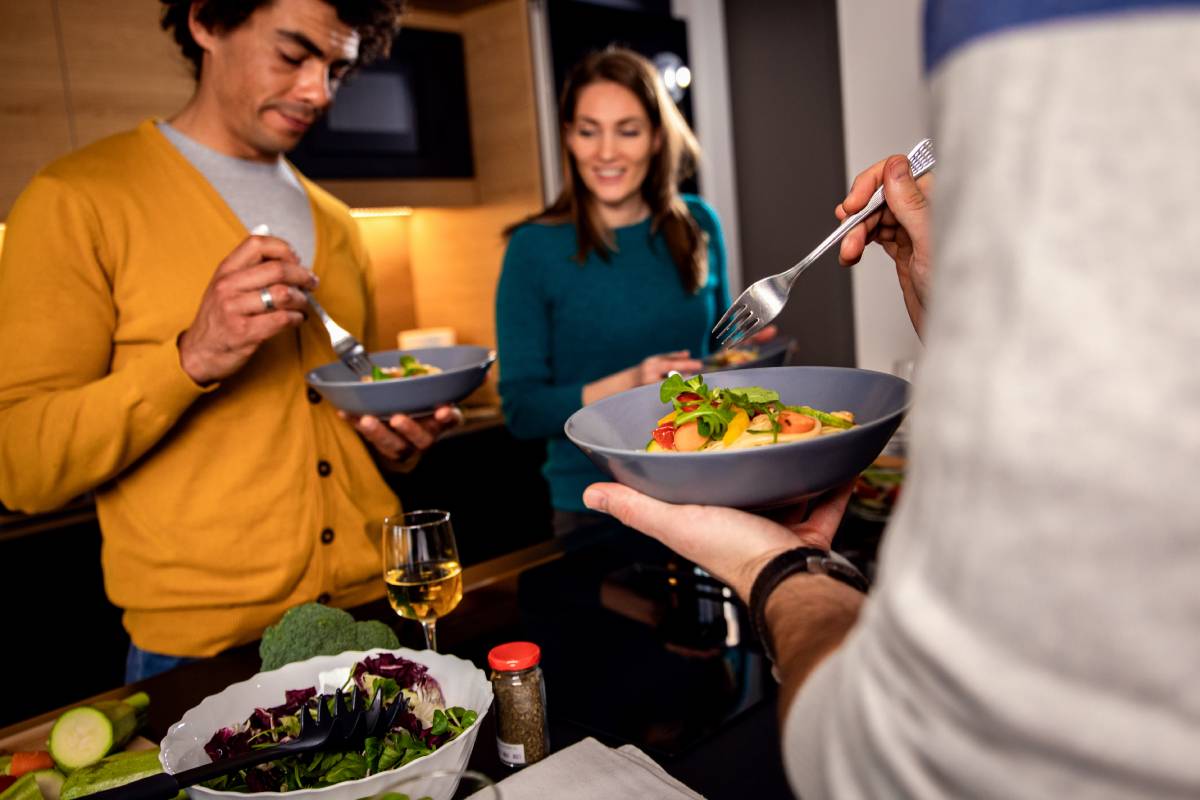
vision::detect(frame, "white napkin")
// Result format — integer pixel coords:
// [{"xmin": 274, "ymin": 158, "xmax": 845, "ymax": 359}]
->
[{"xmin": 474, "ymin": 736, "xmax": 707, "ymax": 799}]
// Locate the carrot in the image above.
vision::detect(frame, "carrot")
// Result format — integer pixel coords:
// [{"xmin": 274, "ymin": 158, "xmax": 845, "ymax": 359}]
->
[{"xmin": 10, "ymin": 751, "xmax": 54, "ymax": 777}]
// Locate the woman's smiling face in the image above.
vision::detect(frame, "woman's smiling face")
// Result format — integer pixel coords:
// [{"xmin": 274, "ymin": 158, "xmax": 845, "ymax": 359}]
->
[{"xmin": 565, "ymin": 80, "xmax": 662, "ymax": 222}]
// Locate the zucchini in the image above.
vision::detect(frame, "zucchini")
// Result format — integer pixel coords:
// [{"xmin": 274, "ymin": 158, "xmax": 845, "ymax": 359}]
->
[
  {"xmin": 59, "ymin": 751, "xmax": 162, "ymax": 800},
  {"xmin": 0, "ymin": 774, "xmax": 44, "ymax": 800},
  {"xmin": 48, "ymin": 693, "xmax": 150, "ymax": 773},
  {"xmin": 31, "ymin": 773, "xmax": 63, "ymax": 800},
  {"xmin": 790, "ymin": 406, "xmax": 854, "ymax": 430}
]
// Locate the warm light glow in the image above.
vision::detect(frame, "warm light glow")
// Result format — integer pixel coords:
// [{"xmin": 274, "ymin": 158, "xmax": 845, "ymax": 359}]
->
[{"xmin": 350, "ymin": 207, "xmax": 414, "ymax": 218}]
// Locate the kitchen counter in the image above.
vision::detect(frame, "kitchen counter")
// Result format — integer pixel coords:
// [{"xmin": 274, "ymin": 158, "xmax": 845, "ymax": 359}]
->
[{"xmin": 0, "ymin": 518, "xmax": 820, "ymax": 799}]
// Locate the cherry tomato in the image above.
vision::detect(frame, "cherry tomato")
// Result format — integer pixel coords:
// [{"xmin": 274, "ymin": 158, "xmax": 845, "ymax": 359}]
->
[
  {"xmin": 652, "ymin": 423, "xmax": 676, "ymax": 450},
  {"xmin": 677, "ymin": 391, "xmax": 701, "ymax": 412}
]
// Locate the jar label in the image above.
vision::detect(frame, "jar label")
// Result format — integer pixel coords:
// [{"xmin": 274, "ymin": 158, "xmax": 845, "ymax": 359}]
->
[{"xmin": 497, "ymin": 738, "xmax": 526, "ymax": 765}]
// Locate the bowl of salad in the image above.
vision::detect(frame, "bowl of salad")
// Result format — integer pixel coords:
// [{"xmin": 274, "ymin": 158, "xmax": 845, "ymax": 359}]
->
[
  {"xmin": 306, "ymin": 346, "xmax": 496, "ymax": 417},
  {"xmin": 159, "ymin": 649, "xmax": 491, "ymax": 800},
  {"xmin": 564, "ymin": 366, "xmax": 910, "ymax": 508}
]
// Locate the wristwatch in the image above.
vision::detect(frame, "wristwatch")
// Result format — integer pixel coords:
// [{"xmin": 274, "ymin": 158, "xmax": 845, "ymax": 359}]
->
[{"xmin": 749, "ymin": 547, "xmax": 870, "ymax": 667}]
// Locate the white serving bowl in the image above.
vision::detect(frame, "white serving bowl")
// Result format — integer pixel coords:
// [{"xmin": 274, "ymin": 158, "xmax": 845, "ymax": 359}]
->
[{"xmin": 160, "ymin": 649, "xmax": 492, "ymax": 800}]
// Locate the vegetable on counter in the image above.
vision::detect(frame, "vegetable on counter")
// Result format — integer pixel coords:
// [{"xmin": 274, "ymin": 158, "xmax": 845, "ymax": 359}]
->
[
  {"xmin": 59, "ymin": 750, "xmax": 164, "ymax": 800},
  {"xmin": 0, "ymin": 774, "xmax": 43, "ymax": 800},
  {"xmin": 259, "ymin": 603, "xmax": 401, "ymax": 672},
  {"xmin": 6, "ymin": 754, "xmax": 54, "ymax": 779},
  {"xmin": 48, "ymin": 693, "xmax": 149, "ymax": 774},
  {"xmin": 0, "ymin": 770, "xmax": 64, "ymax": 800}
]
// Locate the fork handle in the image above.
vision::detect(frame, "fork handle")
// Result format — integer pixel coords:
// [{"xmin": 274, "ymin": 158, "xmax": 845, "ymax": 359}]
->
[{"xmin": 783, "ymin": 142, "xmax": 935, "ymax": 284}]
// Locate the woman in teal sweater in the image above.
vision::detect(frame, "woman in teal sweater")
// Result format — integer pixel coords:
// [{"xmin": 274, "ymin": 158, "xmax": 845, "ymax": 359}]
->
[{"xmin": 496, "ymin": 48, "xmax": 733, "ymax": 534}]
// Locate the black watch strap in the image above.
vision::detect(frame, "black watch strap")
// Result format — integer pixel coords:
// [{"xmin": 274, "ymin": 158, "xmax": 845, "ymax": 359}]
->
[{"xmin": 749, "ymin": 547, "xmax": 870, "ymax": 667}]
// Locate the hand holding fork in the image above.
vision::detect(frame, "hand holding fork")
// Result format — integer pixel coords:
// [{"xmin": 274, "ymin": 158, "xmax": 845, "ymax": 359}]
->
[{"xmin": 713, "ymin": 138, "xmax": 936, "ymax": 345}]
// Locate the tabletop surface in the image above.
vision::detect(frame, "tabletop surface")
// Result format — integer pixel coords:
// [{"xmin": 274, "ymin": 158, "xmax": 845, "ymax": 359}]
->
[{"xmin": 0, "ymin": 519, "xmax": 811, "ymax": 799}]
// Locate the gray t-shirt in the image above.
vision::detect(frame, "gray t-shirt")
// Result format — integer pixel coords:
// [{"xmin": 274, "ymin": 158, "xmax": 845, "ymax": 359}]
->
[
  {"xmin": 784, "ymin": 9, "xmax": 1200, "ymax": 799},
  {"xmin": 158, "ymin": 121, "xmax": 315, "ymax": 266}
]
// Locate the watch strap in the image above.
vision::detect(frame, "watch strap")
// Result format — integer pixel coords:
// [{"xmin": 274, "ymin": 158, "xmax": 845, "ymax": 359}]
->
[{"xmin": 749, "ymin": 547, "xmax": 869, "ymax": 667}]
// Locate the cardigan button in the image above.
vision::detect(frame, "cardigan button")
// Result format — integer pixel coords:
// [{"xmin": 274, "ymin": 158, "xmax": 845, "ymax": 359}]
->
[
  {"xmin": 317, "ymin": 460, "xmax": 332, "ymax": 477},
  {"xmin": 316, "ymin": 592, "xmax": 332, "ymax": 604},
  {"xmin": 307, "ymin": 388, "xmax": 322, "ymax": 404},
  {"xmin": 320, "ymin": 528, "xmax": 335, "ymax": 544}
]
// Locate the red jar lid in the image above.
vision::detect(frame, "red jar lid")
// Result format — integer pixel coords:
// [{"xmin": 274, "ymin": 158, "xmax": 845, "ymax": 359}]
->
[{"xmin": 488, "ymin": 641, "xmax": 541, "ymax": 671}]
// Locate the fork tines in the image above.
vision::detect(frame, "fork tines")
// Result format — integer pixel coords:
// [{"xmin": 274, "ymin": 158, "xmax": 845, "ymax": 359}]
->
[{"xmin": 714, "ymin": 305, "xmax": 758, "ymax": 346}]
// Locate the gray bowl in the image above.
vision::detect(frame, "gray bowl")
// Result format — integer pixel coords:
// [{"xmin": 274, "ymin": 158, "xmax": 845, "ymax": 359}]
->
[
  {"xmin": 306, "ymin": 346, "xmax": 496, "ymax": 417},
  {"xmin": 564, "ymin": 366, "xmax": 910, "ymax": 508}
]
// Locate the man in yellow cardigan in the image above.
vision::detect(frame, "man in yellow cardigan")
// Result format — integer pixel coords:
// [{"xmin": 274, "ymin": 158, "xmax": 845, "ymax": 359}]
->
[{"xmin": 0, "ymin": 0, "xmax": 458, "ymax": 680}]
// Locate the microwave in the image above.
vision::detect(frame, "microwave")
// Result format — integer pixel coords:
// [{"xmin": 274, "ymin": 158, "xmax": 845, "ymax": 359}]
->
[{"xmin": 287, "ymin": 27, "xmax": 474, "ymax": 179}]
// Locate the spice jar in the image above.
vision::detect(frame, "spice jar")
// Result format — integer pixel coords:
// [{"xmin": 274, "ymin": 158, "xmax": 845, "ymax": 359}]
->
[{"xmin": 488, "ymin": 641, "xmax": 549, "ymax": 767}]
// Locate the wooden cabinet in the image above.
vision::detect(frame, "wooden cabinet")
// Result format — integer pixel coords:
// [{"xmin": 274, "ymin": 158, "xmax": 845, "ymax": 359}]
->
[
  {"xmin": 0, "ymin": 0, "xmax": 193, "ymax": 218},
  {"xmin": 0, "ymin": 1, "xmax": 543, "ymax": 219},
  {"xmin": 56, "ymin": 0, "xmax": 195, "ymax": 148},
  {"xmin": 0, "ymin": 1, "xmax": 74, "ymax": 219}
]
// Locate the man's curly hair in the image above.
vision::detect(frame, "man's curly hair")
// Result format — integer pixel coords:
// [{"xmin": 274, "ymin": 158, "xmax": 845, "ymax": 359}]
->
[{"xmin": 160, "ymin": 0, "xmax": 407, "ymax": 79}]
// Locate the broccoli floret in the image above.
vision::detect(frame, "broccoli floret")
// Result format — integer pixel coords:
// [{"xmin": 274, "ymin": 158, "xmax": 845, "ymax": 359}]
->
[
  {"xmin": 259, "ymin": 603, "xmax": 400, "ymax": 672},
  {"xmin": 354, "ymin": 620, "xmax": 401, "ymax": 652}
]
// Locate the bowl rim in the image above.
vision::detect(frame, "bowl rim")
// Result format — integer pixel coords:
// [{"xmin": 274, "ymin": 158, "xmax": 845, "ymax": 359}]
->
[
  {"xmin": 564, "ymin": 365, "xmax": 911, "ymax": 459},
  {"xmin": 307, "ymin": 346, "xmax": 497, "ymax": 388},
  {"xmin": 161, "ymin": 647, "xmax": 492, "ymax": 799}
]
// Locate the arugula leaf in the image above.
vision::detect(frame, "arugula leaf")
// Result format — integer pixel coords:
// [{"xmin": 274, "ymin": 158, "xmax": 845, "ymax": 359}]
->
[
  {"xmin": 364, "ymin": 736, "xmax": 383, "ymax": 775},
  {"xmin": 377, "ymin": 737, "xmax": 406, "ymax": 773},
  {"xmin": 399, "ymin": 355, "xmax": 418, "ymax": 369},
  {"xmin": 659, "ymin": 373, "xmax": 691, "ymax": 403},
  {"xmin": 371, "ymin": 365, "xmax": 389, "ymax": 381},
  {"xmin": 322, "ymin": 753, "xmax": 368, "ymax": 785},
  {"xmin": 444, "ymin": 707, "xmax": 478, "ymax": 737},
  {"xmin": 728, "ymin": 386, "xmax": 779, "ymax": 404}
]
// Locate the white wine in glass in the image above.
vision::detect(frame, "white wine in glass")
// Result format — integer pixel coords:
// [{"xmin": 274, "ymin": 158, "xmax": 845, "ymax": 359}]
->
[{"xmin": 382, "ymin": 510, "xmax": 463, "ymax": 651}]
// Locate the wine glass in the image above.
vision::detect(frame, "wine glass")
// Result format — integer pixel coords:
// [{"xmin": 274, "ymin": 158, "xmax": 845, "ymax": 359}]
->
[
  {"xmin": 368, "ymin": 768, "xmax": 499, "ymax": 800},
  {"xmin": 382, "ymin": 510, "xmax": 463, "ymax": 651}
]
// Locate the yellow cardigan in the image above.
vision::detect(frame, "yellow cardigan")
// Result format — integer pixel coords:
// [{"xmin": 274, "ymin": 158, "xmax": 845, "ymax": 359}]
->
[{"xmin": 0, "ymin": 120, "xmax": 400, "ymax": 656}]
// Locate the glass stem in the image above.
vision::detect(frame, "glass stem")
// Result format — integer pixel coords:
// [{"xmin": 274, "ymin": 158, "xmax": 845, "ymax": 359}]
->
[{"xmin": 420, "ymin": 619, "xmax": 438, "ymax": 651}]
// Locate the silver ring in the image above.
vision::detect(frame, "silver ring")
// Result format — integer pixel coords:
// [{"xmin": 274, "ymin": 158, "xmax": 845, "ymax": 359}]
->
[{"xmin": 259, "ymin": 287, "xmax": 275, "ymax": 312}]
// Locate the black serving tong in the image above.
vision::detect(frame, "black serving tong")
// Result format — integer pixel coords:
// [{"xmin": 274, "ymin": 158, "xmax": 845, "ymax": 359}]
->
[{"xmin": 87, "ymin": 689, "xmax": 403, "ymax": 800}]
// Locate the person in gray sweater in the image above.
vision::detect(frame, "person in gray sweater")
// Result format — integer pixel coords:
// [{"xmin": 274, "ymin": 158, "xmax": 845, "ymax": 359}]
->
[{"xmin": 581, "ymin": 2, "xmax": 1200, "ymax": 797}]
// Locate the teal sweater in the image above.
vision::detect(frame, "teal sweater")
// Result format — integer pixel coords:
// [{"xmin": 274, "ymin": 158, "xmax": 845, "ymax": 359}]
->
[{"xmin": 496, "ymin": 195, "xmax": 730, "ymax": 512}]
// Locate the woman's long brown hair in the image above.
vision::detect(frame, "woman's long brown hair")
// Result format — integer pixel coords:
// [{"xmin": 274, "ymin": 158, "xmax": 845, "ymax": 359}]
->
[{"xmin": 505, "ymin": 47, "xmax": 708, "ymax": 293}]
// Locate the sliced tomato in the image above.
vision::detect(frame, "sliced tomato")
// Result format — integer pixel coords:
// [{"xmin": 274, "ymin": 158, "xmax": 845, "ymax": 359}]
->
[
  {"xmin": 651, "ymin": 423, "xmax": 676, "ymax": 450},
  {"xmin": 676, "ymin": 391, "xmax": 702, "ymax": 412}
]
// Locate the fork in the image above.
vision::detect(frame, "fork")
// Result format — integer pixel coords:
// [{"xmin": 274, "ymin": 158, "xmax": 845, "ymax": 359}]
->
[
  {"xmin": 713, "ymin": 138, "xmax": 936, "ymax": 346},
  {"xmin": 86, "ymin": 689, "xmax": 404, "ymax": 800},
  {"xmin": 249, "ymin": 224, "xmax": 378, "ymax": 379}
]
